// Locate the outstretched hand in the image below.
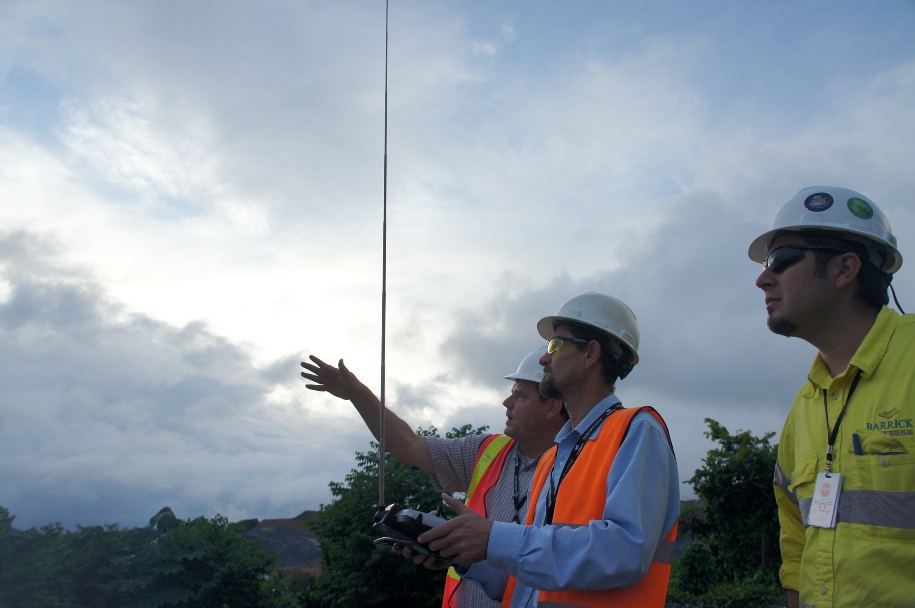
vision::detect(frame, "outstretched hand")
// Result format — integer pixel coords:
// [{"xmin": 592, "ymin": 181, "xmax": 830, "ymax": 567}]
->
[
  {"xmin": 300, "ymin": 356, "xmax": 358, "ymax": 401},
  {"xmin": 415, "ymin": 494, "xmax": 493, "ymax": 568}
]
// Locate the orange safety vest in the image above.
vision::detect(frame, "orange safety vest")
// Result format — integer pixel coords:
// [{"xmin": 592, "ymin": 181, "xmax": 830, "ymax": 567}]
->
[
  {"xmin": 502, "ymin": 407, "xmax": 678, "ymax": 608},
  {"xmin": 442, "ymin": 434, "xmax": 515, "ymax": 608}
]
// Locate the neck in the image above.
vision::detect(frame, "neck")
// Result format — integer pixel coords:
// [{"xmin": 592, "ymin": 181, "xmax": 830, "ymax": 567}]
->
[
  {"xmin": 808, "ymin": 307, "xmax": 879, "ymax": 376},
  {"xmin": 517, "ymin": 436, "xmax": 555, "ymax": 460},
  {"xmin": 563, "ymin": 387, "xmax": 614, "ymax": 429}
]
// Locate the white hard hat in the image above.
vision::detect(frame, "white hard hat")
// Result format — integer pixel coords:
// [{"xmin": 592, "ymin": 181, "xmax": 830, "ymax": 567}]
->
[
  {"xmin": 504, "ymin": 345, "xmax": 548, "ymax": 383},
  {"xmin": 537, "ymin": 293, "xmax": 640, "ymax": 365},
  {"xmin": 748, "ymin": 186, "xmax": 902, "ymax": 273}
]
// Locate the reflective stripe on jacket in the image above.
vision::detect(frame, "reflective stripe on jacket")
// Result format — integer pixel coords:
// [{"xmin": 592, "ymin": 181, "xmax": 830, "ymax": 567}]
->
[
  {"xmin": 502, "ymin": 407, "xmax": 677, "ymax": 608},
  {"xmin": 443, "ymin": 434, "xmax": 515, "ymax": 608}
]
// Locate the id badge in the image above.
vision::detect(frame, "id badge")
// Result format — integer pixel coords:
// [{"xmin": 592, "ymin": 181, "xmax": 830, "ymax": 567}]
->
[{"xmin": 807, "ymin": 472, "xmax": 842, "ymax": 528}]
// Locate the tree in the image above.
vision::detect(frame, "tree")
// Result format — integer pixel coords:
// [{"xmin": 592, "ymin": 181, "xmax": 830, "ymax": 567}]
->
[
  {"xmin": 305, "ymin": 425, "xmax": 487, "ymax": 608},
  {"xmin": 669, "ymin": 418, "xmax": 782, "ymax": 606},
  {"xmin": 0, "ymin": 506, "xmax": 156, "ymax": 608},
  {"xmin": 0, "ymin": 505, "xmax": 297, "ymax": 608},
  {"xmin": 114, "ymin": 507, "xmax": 279, "ymax": 608}
]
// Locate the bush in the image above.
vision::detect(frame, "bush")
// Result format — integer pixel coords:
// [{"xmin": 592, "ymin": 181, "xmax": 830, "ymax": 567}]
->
[{"xmin": 666, "ymin": 419, "xmax": 785, "ymax": 607}]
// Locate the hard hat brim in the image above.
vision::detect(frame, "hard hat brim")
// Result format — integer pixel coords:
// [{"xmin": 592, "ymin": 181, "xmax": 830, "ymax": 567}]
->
[{"xmin": 748, "ymin": 225, "xmax": 902, "ymax": 274}]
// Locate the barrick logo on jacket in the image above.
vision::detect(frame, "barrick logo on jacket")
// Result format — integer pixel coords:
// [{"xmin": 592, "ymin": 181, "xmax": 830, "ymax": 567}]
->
[
  {"xmin": 878, "ymin": 408, "xmax": 901, "ymax": 419},
  {"xmin": 865, "ymin": 410, "xmax": 913, "ymax": 435}
]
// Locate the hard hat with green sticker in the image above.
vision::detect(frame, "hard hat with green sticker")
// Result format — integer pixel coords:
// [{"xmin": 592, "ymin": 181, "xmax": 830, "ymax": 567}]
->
[{"xmin": 748, "ymin": 186, "xmax": 902, "ymax": 273}]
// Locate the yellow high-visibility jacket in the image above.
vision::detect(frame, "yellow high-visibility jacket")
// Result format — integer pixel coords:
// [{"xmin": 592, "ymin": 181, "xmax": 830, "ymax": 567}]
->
[{"xmin": 774, "ymin": 307, "xmax": 915, "ymax": 607}]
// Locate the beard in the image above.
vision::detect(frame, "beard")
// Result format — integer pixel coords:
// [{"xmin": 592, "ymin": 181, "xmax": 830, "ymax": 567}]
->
[
  {"xmin": 540, "ymin": 375, "xmax": 562, "ymax": 400},
  {"xmin": 767, "ymin": 314, "xmax": 798, "ymax": 337}
]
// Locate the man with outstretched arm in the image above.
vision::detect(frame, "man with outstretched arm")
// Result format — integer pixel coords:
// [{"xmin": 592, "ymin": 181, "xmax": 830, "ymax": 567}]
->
[
  {"xmin": 415, "ymin": 292, "xmax": 680, "ymax": 607},
  {"xmin": 300, "ymin": 346, "xmax": 567, "ymax": 608}
]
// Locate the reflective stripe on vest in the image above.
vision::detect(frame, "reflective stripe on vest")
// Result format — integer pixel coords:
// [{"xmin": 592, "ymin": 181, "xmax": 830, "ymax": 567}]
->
[
  {"xmin": 442, "ymin": 434, "xmax": 515, "ymax": 608},
  {"xmin": 466, "ymin": 435, "xmax": 515, "ymax": 501},
  {"xmin": 502, "ymin": 407, "xmax": 677, "ymax": 608}
]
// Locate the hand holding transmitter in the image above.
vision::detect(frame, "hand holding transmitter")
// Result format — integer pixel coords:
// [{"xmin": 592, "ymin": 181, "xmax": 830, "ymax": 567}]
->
[{"xmin": 372, "ymin": 503, "xmax": 452, "ymax": 564}]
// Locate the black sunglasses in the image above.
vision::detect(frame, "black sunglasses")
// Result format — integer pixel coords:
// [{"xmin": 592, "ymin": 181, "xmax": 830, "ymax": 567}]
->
[{"xmin": 764, "ymin": 244, "xmax": 846, "ymax": 274}]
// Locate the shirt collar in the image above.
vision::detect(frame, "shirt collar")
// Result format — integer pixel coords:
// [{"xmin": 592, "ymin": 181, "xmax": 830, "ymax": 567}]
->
[
  {"xmin": 553, "ymin": 393, "xmax": 622, "ymax": 444},
  {"xmin": 806, "ymin": 305, "xmax": 900, "ymax": 391}
]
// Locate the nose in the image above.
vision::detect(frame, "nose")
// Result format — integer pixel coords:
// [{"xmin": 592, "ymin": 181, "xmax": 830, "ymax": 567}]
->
[
  {"xmin": 756, "ymin": 266, "xmax": 775, "ymax": 290},
  {"xmin": 502, "ymin": 394, "xmax": 513, "ymax": 409},
  {"xmin": 539, "ymin": 352, "xmax": 551, "ymax": 366}
]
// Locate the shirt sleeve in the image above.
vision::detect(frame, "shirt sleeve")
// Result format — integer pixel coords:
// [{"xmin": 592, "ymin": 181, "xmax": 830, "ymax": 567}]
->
[
  {"xmin": 774, "ymin": 411, "xmax": 804, "ymax": 592},
  {"xmin": 425, "ymin": 434, "xmax": 489, "ymax": 493},
  {"xmin": 486, "ymin": 412, "xmax": 679, "ymax": 590},
  {"xmin": 457, "ymin": 561, "xmax": 509, "ymax": 601}
]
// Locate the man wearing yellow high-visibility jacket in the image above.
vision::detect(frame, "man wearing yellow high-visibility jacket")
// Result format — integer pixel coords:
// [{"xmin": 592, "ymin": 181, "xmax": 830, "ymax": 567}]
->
[
  {"xmin": 749, "ymin": 186, "xmax": 915, "ymax": 608},
  {"xmin": 300, "ymin": 346, "xmax": 566, "ymax": 608}
]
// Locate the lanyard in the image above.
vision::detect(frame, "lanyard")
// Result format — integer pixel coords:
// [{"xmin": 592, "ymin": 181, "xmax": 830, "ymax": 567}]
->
[
  {"xmin": 544, "ymin": 403, "xmax": 621, "ymax": 525},
  {"xmin": 512, "ymin": 453, "xmax": 528, "ymax": 523},
  {"xmin": 822, "ymin": 370, "xmax": 863, "ymax": 476}
]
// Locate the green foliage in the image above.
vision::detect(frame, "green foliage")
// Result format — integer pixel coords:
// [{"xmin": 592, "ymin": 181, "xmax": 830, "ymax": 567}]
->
[
  {"xmin": 0, "ymin": 505, "xmax": 300, "ymax": 608},
  {"xmin": 0, "ymin": 423, "xmax": 492, "ymax": 608},
  {"xmin": 445, "ymin": 423, "xmax": 489, "ymax": 439},
  {"xmin": 667, "ymin": 418, "xmax": 783, "ymax": 607},
  {"xmin": 305, "ymin": 425, "xmax": 488, "ymax": 608},
  {"xmin": 113, "ymin": 507, "xmax": 279, "ymax": 608},
  {"xmin": 669, "ymin": 560, "xmax": 784, "ymax": 608},
  {"xmin": 0, "ymin": 506, "xmax": 157, "ymax": 608},
  {"xmin": 671, "ymin": 538, "xmax": 722, "ymax": 594}
]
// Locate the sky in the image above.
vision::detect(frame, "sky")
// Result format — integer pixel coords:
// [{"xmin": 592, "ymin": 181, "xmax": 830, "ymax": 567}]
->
[{"xmin": 1, "ymin": 0, "xmax": 914, "ymax": 530}]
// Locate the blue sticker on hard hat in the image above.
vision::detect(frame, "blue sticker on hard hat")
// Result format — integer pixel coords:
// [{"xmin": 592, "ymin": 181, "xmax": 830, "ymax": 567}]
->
[
  {"xmin": 847, "ymin": 197, "xmax": 874, "ymax": 220},
  {"xmin": 804, "ymin": 192, "xmax": 833, "ymax": 212}
]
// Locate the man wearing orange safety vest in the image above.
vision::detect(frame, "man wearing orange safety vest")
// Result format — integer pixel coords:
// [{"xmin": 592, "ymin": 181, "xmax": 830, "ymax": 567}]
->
[
  {"xmin": 415, "ymin": 293, "xmax": 681, "ymax": 607},
  {"xmin": 301, "ymin": 346, "xmax": 567, "ymax": 608}
]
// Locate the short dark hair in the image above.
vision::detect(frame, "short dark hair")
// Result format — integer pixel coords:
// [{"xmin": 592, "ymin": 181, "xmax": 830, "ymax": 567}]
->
[
  {"xmin": 556, "ymin": 321, "xmax": 634, "ymax": 392},
  {"xmin": 801, "ymin": 232, "xmax": 890, "ymax": 311},
  {"xmin": 535, "ymin": 382, "xmax": 570, "ymax": 420}
]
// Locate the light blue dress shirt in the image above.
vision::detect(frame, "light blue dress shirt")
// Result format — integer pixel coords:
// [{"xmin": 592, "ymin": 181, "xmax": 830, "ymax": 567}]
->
[{"xmin": 462, "ymin": 394, "xmax": 680, "ymax": 607}]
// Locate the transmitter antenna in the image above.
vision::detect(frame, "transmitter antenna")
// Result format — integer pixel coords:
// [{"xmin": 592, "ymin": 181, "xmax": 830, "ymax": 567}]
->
[
  {"xmin": 378, "ymin": 0, "xmax": 390, "ymax": 509},
  {"xmin": 369, "ymin": 2, "xmax": 450, "ymax": 561}
]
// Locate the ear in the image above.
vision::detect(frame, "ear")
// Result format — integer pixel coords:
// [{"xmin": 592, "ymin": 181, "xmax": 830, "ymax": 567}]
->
[
  {"xmin": 543, "ymin": 397, "xmax": 565, "ymax": 419},
  {"xmin": 582, "ymin": 340, "xmax": 602, "ymax": 369},
  {"xmin": 833, "ymin": 252, "xmax": 863, "ymax": 289}
]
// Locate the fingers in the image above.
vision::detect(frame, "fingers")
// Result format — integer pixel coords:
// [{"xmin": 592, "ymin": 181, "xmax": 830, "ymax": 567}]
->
[
  {"xmin": 441, "ymin": 493, "xmax": 470, "ymax": 515},
  {"xmin": 299, "ymin": 365, "xmax": 330, "ymax": 391},
  {"xmin": 396, "ymin": 544, "xmax": 447, "ymax": 569},
  {"xmin": 300, "ymin": 364, "xmax": 318, "ymax": 376},
  {"xmin": 417, "ymin": 515, "xmax": 460, "ymax": 544},
  {"xmin": 309, "ymin": 354, "xmax": 330, "ymax": 367},
  {"xmin": 300, "ymin": 356, "xmax": 338, "ymax": 382},
  {"xmin": 301, "ymin": 355, "xmax": 333, "ymax": 374}
]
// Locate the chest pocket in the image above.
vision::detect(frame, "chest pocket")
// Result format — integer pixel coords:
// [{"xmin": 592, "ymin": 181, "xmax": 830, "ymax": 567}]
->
[
  {"xmin": 848, "ymin": 430, "xmax": 915, "ymax": 542},
  {"xmin": 788, "ymin": 453, "xmax": 819, "ymax": 499}
]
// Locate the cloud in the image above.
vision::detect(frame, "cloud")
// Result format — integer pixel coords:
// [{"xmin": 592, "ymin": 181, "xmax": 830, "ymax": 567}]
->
[
  {"xmin": 0, "ymin": 229, "xmax": 369, "ymax": 529},
  {"xmin": 2, "ymin": 0, "xmax": 915, "ymax": 527}
]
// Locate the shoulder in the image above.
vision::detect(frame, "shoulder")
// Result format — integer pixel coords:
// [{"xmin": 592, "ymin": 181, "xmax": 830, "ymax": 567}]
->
[
  {"xmin": 891, "ymin": 311, "xmax": 915, "ymax": 342},
  {"xmin": 425, "ymin": 432, "xmax": 491, "ymax": 453},
  {"xmin": 619, "ymin": 408, "xmax": 675, "ymax": 457},
  {"xmin": 625, "ymin": 407, "xmax": 669, "ymax": 436}
]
